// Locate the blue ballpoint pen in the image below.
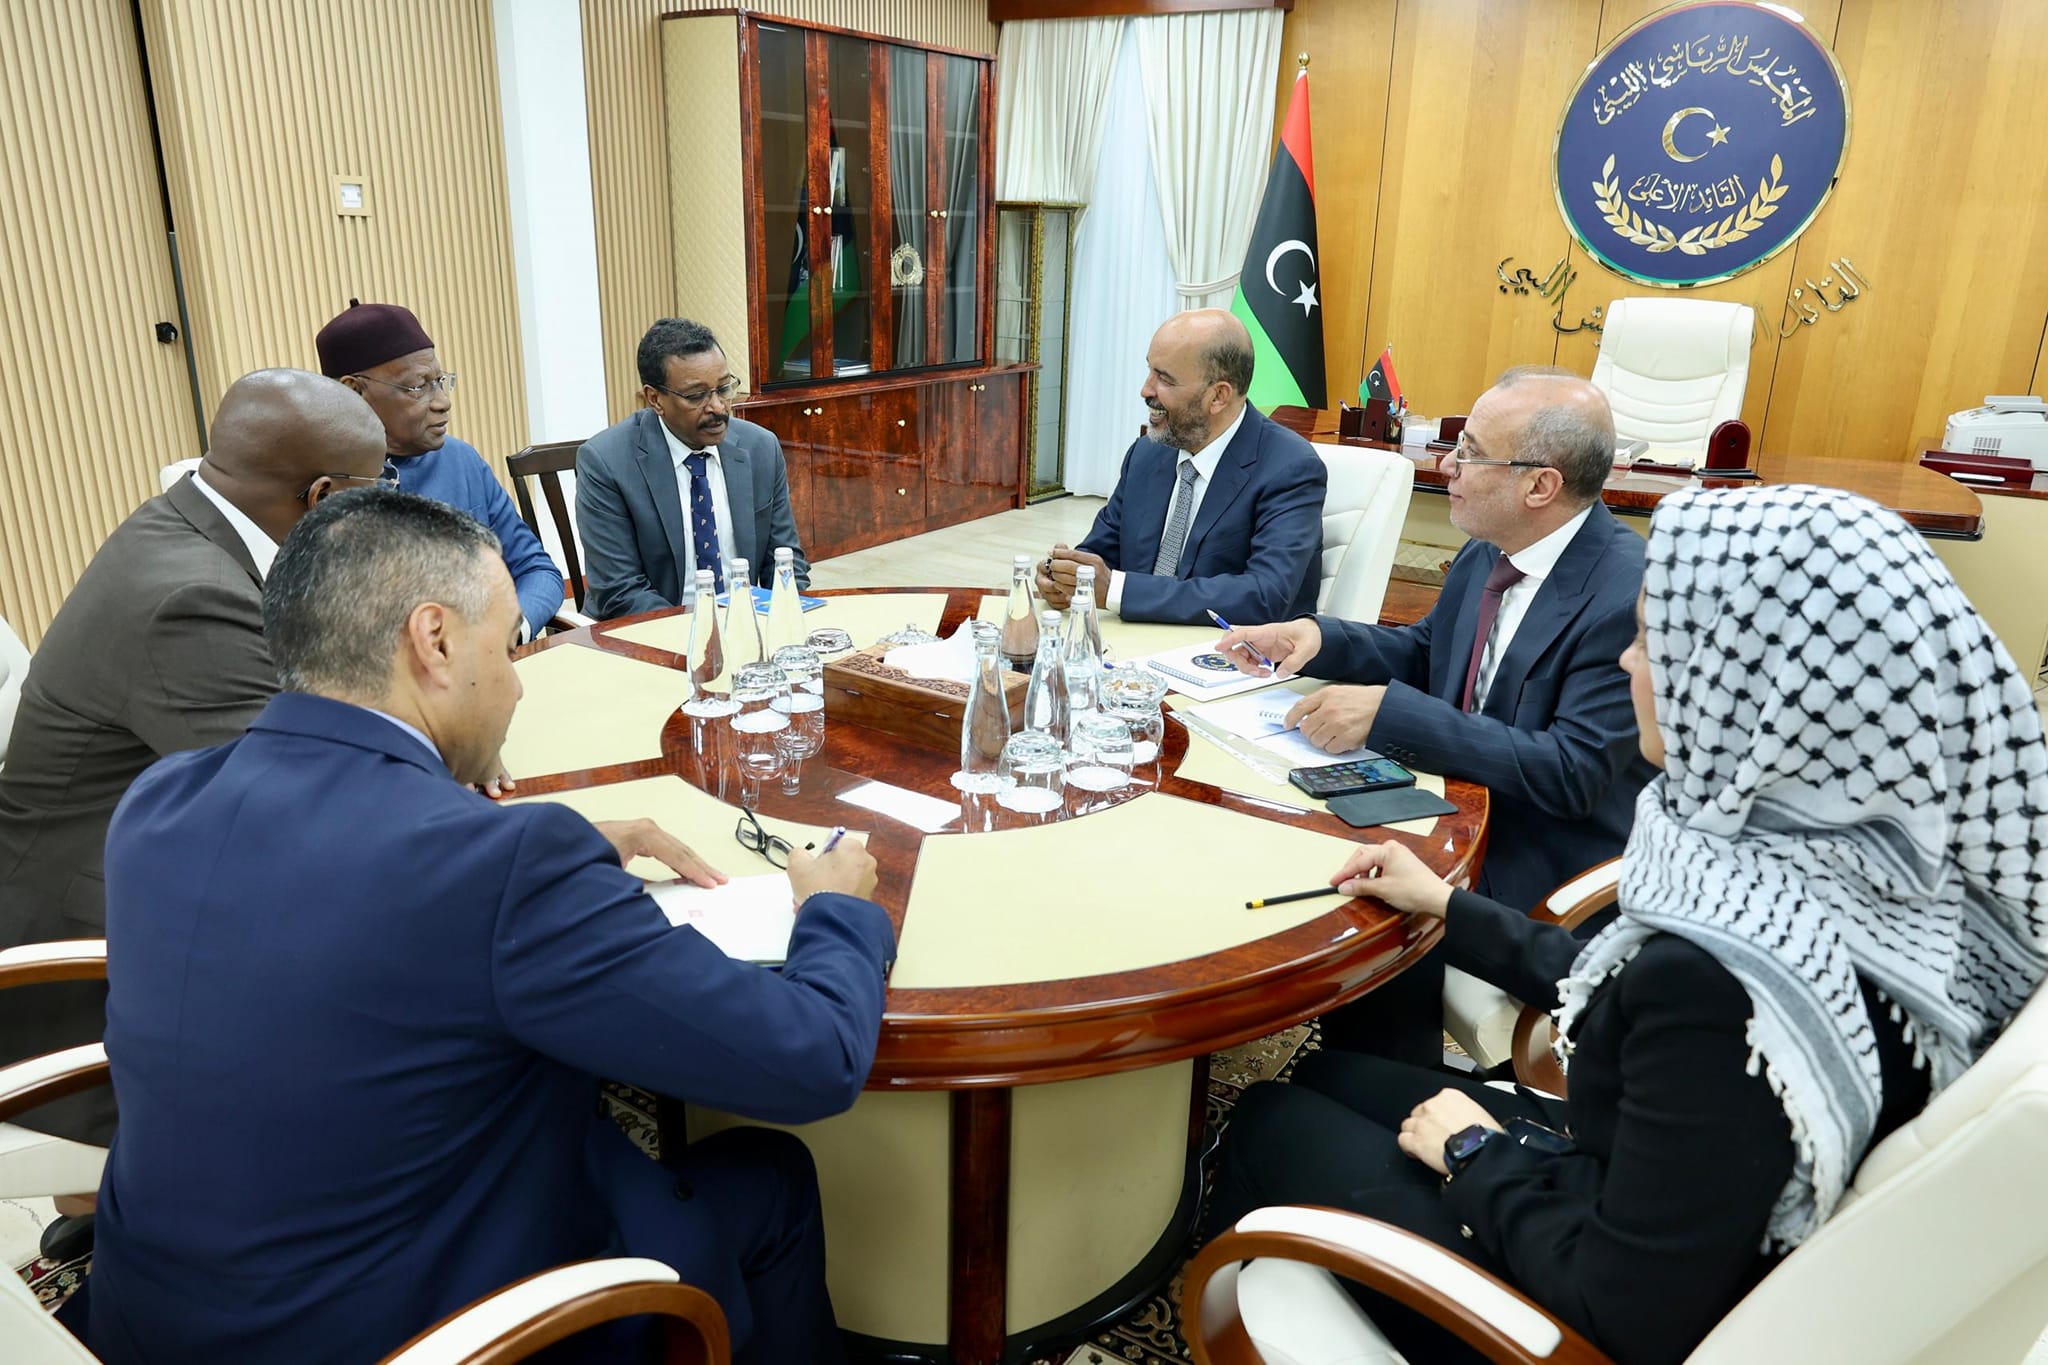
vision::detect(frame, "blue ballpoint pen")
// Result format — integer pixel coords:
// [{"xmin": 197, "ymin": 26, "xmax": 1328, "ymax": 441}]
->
[
  {"xmin": 818, "ymin": 826, "xmax": 848, "ymax": 854},
  {"xmin": 1204, "ymin": 609, "xmax": 1277, "ymax": 673}
]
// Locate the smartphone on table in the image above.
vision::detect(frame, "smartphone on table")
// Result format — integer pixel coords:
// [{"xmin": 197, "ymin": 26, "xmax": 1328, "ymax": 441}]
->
[{"xmin": 1287, "ymin": 756, "xmax": 1417, "ymax": 800}]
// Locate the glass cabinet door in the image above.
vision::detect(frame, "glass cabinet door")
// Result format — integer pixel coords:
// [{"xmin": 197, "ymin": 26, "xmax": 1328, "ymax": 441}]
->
[
  {"xmin": 937, "ymin": 54, "xmax": 983, "ymax": 363},
  {"xmin": 757, "ymin": 23, "xmax": 812, "ymax": 383},
  {"xmin": 822, "ymin": 33, "xmax": 874, "ymax": 377},
  {"xmin": 885, "ymin": 45, "xmax": 928, "ymax": 369}
]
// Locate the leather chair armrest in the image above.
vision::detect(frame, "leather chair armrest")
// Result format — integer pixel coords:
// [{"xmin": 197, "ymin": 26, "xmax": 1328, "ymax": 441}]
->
[
  {"xmin": 547, "ymin": 608, "xmax": 597, "ymax": 634},
  {"xmin": 0, "ymin": 939, "xmax": 107, "ymax": 990},
  {"xmin": 378, "ymin": 1257, "xmax": 729, "ymax": 1365},
  {"xmin": 1511, "ymin": 860, "xmax": 1624, "ymax": 1096},
  {"xmin": 0, "ymin": 1044, "xmax": 109, "ymax": 1125},
  {"xmin": 1183, "ymin": 1207, "xmax": 1611, "ymax": 1365}
]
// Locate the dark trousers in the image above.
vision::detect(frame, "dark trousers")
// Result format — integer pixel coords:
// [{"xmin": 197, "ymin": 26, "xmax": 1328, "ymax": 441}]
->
[
  {"xmin": 1204, "ymin": 1050, "xmax": 1566, "ymax": 1365},
  {"xmin": 587, "ymin": 1118, "xmax": 845, "ymax": 1365},
  {"xmin": 1316, "ymin": 949, "xmax": 1449, "ymax": 1068}
]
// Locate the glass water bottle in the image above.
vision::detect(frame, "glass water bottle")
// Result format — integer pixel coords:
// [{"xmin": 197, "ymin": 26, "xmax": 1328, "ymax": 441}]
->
[
  {"xmin": 1062, "ymin": 569, "xmax": 1105, "ymax": 716},
  {"xmin": 684, "ymin": 568, "xmax": 723, "ymax": 697},
  {"xmin": 722, "ymin": 558, "xmax": 764, "ymax": 670},
  {"xmin": 1023, "ymin": 609, "xmax": 1071, "ymax": 745},
  {"xmin": 957, "ymin": 621, "xmax": 1012, "ymax": 791},
  {"xmin": 999, "ymin": 554, "xmax": 1039, "ymax": 671},
  {"xmin": 766, "ymin": 546, "xmax": 804, "ymax": 652}
]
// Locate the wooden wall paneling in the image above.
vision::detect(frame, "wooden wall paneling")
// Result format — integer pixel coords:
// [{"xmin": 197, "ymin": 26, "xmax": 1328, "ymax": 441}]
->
[
  {"xmin": 1762, "ymin": 0, "xmax": 2048, "ymax": 460},
  {"xmin": 584, "ymin": 1, "xmax": 997, "ymax": 423},
  {"xmin": 1362, "ymin": 0, "xmax": 1605, "ymax": 420},
  {"xmin": 0, "ymin": 0, "xmax": 201, "ymax": 642},
  {"xmin": 1273, "ymin": 0, "xmax": 1398, "ymax": 401},
  {"xmin": 1549, "ymin": 0, "xmax": 1845, "ymax": 442},
  {"xmin": 136, "ymin": 0, "xmax": 527, "ymax": 471}
]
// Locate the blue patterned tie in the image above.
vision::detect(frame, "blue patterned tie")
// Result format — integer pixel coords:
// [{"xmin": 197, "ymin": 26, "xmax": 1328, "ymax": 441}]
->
[{"xmin": 684, "ymin": 451, "xmax": 724, "ymax": 592}]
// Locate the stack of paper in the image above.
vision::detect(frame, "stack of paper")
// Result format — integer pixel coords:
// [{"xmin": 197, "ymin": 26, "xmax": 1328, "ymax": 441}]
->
[
  {"xmin": 1195, "ymin": 688, "xmax": 1377, "ymax": 769},
  {"xmin": 647, "ymin": 873, "xmax": 796, "ymax": 964}
]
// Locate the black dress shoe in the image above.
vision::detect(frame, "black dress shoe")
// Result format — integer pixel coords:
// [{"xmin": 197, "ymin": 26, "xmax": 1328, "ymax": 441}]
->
[{"xmin": 39, "ymin": 1212, "xmax": 93, "ymax": 1263}]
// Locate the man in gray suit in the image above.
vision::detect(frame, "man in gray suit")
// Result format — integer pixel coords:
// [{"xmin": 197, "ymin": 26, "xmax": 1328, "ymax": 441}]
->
[
  {"xmin": 576, "ymin": 318, "xmax": 810, "ymax": 620},
  {"xmin": 0, "ymin": 369, "xmax": 388, "ymax": 1159}
]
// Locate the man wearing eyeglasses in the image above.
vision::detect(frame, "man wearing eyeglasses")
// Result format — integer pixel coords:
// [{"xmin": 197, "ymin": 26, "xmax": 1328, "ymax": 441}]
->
[
  {"xmin": 0, "ymin": 370, "xmax": 388, "ymax": 1223},
  {"xmin": 316, "ymin": 299, "xmax": 565, "ymax": 640},
  {"xmin": 1218, "ymin": 368, "xmax": 1653, "ymax": 1063},
  {"xmin": 575, "ymin": 317, "xmax": 810, "ymax": 621}
]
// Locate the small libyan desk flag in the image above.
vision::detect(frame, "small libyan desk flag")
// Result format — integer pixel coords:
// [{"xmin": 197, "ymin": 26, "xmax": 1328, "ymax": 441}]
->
[{"xmin": 1232, "ymin": 64, "xmax": 1325, "ymax": 411}]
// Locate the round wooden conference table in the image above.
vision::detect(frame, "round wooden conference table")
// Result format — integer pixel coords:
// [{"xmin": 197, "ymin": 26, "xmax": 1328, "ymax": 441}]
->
[{"xmin": 503, "ymin": 587, "xmax": 1489, "ymax": 1365}]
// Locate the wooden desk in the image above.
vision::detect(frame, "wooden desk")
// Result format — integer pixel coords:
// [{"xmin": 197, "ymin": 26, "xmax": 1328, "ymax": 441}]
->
[
  {"xmin": 1271, "ymin": 409, "xmax": 1986, "ymax": 540},
  {"xmin": 511, "ymin": 588, "xmax": 1489, "ymax": 1365}
]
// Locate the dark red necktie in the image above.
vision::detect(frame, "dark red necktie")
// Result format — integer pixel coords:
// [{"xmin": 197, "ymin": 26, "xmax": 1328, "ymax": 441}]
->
[{"xmin": 1459, "ymin": 555, "xmax": 1527, "ymax": 713}]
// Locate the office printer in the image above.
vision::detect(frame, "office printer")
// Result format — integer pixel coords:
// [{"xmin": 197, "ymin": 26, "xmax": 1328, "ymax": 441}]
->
[{"xmin": 1945, "ymin": 396, "xmax": 2048, "ymax": 470}]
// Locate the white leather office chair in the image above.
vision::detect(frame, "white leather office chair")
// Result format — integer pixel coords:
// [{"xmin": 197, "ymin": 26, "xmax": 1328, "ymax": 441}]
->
[
  {"xmin": 0, "ymin": 941, "xmax": 734, "ymax": 1365},
  {"xmin": 1590, "ymin": 298, "xmax": 1754, "ymax": 453},
  {"xmin": 0, "ymin": 614, "xmax": 30, "ymax": 768},
  {"xmin": 158, "ymin": 458, "xmax": 201, "ymax": 492},
  {"xmin": 1187, "ymin": 980, "xmax": 2048, "ymax": 1365},
  {"xmin": 1442, "ymin": 860, "xmax": 1622, "ymax": 1072},
  {"xmin": 1312, "ymin": 444, "xmax": 1413, "ymax": 625}
]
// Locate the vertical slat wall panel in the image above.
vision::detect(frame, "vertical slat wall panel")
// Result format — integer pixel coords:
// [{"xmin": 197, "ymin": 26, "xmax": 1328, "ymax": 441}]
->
[
  {"xmin": 0, "ymin": 1, "xmax": 199, "ymax": 643},
  {"xmin": 581, "ymin": 0, "xmax": 997, "ymax": 423},
  {"xmin": 137, "ymin": 0, "xmax": 526, "ymax": 480}
]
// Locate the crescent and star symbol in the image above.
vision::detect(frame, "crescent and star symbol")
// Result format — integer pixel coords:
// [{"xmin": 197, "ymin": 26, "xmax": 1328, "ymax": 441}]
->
[
  {"xmin": 1661, "ymin": 107, "xmax": 1731, "ymax": 163},
  {"xmin": 1264, "ymin": 239, "xmax": 1319, "ymax": 317}
]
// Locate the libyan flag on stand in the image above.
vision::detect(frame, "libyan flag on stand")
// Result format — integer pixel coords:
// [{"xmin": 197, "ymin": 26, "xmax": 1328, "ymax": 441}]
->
[
  {"xmin": 1362, "ymin": 345, "xmax": 1403, "ymax": 409},
  {"xmin": 1231, "ymin": 66, "xmax": 1325, "ymax": 411}
]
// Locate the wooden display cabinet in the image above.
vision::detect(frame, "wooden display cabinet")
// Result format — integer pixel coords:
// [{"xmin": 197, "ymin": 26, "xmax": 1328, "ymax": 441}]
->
[{"xmin": 660, "ymin": 9, "xmax": 1033, "ymax": 562}]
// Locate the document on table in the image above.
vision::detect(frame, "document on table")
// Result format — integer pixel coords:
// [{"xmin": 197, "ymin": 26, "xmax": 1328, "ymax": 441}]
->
[
  {"xmin": 647, "ymin": 873, "xmax": 796, "ymax": 965},
  {"xmin": 1129, "ymin": 639, "xmax": 1296, "ymax": 700},
  {"xmin": 1196, "ymin": 688, "xmax": 1377, "ymax": 769}
]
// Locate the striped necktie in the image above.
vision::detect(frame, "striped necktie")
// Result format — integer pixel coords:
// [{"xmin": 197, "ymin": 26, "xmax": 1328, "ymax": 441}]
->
[{"xmin": 1460, "ymin": 555, "xmax": 1527, "ymax": 713}]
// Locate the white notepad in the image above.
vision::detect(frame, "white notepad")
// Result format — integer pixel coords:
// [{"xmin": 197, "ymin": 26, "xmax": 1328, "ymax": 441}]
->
[
  {"xmin": 1130, "ymin": 640, "xmax": 1297, "ymax": 699},
  {"xmin": 647, "ymin": 873, "xmax": 796, "ymax": 964}
]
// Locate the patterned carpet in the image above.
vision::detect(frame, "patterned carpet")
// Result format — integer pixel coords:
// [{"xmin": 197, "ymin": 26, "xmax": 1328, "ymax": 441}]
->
[{"xmin": 16, "ymin": 1023, "xmax": 1325, "ymax": 1363}]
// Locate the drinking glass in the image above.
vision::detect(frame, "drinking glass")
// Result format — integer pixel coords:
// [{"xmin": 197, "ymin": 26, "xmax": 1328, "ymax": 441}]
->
[
  {"xmin": 730, "ymin": 662, "xmax": 790, "ymax": 802},
  {"xmin": 805, "ymin": 627, "xmax": 854, "ymax": 659},
  {"xmin": 1066, "ymin": 712, "xmax": 1133, "ymax": 814},
  {"xmin": 1101, "ymin": 662, "xmax": 1169, "ymax": 765},
  {"xmin": 996, "ymin": 731, "xmax": 1065, "ymax": 819},
  {"xmin": 770, "ymin": 647, "xmax": 826, "ymax": 794}
]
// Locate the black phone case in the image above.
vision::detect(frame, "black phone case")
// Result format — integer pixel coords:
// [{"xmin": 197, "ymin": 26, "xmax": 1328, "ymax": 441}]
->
[{"xmin": 1325, "ymin": 787, "xmax": 1459, "ymax": 829}]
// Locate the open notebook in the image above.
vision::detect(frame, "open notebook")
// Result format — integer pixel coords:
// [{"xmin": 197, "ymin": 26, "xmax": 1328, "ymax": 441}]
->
[{"xmin": 646, "ymin": 873, "xmax": 796, "ymax": 965}]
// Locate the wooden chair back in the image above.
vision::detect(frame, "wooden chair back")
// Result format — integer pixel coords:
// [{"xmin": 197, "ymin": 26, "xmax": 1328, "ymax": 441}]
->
[{"xmin": 507, "ymin": 441, "xmax": 586, "ymax": 610}]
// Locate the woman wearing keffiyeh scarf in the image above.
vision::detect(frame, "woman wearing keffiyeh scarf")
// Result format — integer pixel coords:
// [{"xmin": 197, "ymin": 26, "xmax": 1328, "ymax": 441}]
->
[{"xmin": 1203, "ymin": 484, "xmax": 2048, "ymax": 1365}]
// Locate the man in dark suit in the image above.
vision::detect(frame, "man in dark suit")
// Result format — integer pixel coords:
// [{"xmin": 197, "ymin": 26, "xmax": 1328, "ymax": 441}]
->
[
  {"xmin": 1037, "ymin": 309, "xmax": 1325, "ymax": 626},
  {"xmin": 1222, "ymin": 368, "xmax": 1653, "ymax": 1061},
  {"xmin": 0, "ymin": 370, "xmax": 388, "ymax": 1161},
  {"xmin": 577, "ymin": 318, "xmax": 810, "ymax": 619},
  {"xmin": 87, "ymin": 489, "xmax": 892, "ymax": 1364}
]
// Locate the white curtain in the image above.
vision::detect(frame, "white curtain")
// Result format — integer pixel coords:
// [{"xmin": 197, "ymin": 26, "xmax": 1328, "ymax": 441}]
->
[
  {"xmin": 1060, "ymin": 24, "xmax": 1179, "ymax": 497},
  {"xmin": 1135, "ymin": 11, "xmax": 1284, "ymax": 309},
  {"xmin": 995, "ymin": 18, "xmax": 1125, "ymax": 203}
]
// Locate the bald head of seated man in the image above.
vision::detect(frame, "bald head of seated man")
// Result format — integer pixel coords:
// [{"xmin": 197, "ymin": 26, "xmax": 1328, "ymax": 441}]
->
[
  {"xmin": 1040, "ymin": 307, "xmax": 1326, "ymax": 627},
  {"xmin": 0, "ymin": 368, "xmax": 388, "ymax": 1147}
]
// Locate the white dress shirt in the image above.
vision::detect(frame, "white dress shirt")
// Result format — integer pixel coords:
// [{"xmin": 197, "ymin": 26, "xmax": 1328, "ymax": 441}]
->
[
  {"xmin": 1473, "ymin": 505, "xmax": 1592, "ymax": 711},
  {"xmin": 1107, "ymin": 404, "xmax": 1248, "ymax": 615},
  {"xmin": 658, "ymin": 418, "xmax": 738, "ymax": 585},
  {"xmin": 190, "ymin": 466, "xmax": 279, "ymax": 579}
]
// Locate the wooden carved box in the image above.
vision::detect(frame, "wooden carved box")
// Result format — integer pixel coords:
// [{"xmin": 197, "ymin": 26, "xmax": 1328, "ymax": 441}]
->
[{"xmin": 821, "ymin": 645, "xmax": 1027, "ymax": 754}]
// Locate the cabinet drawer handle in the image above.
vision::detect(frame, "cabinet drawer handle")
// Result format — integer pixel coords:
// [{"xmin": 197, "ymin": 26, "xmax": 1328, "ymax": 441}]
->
[
  {"xmin": 897, "ymin": 488, "xmax": 907, "ymax": 496},
  {"xmin": 896, "ymin": 418, "xmax": 906, "ymax": 427},
  {"xmin": 939, "ymin": 209, "xmax": 949, "ymax": 219}
]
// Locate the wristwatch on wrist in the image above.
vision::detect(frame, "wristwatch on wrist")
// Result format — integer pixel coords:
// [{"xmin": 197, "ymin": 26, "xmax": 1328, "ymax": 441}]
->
[
  {"xmin": 1442, "ymin": 1123, "xmax": 1502, "ymax": 1178},
  {"xmin": 1506, "ymin": 1117, "xmax": 1576, "ymax": 1156}
]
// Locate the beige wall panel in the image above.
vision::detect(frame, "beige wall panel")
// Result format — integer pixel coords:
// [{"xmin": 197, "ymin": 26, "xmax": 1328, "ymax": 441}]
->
[
  {"xmin": 137, "ymin": 0, "xmax": 527, "ymax": 472},
  {"xmin": 1762, "ymin": 0, "xmax": 2048, "ymax": 460},
  {"xmin": 1275, "ymin": 0, "xmax": 1397, "ymax": 402},
  {"xmin": 0, "ymin": 1, "xmax": 200, "ymax": 642},
  {"xmin": 1362, "ymin": 0, "xmax": 1604, "ymax": 419},
  {"xmin": 1551, "ymin": 0, "xmax": 1844, "ymax": 441},
  {"xmin": 582, "ymin": 0, "xmax": 995, "ymax": 424},
  {"xmin": 662, "ymin": 18, "xmax": 753, "ymax": 384}
]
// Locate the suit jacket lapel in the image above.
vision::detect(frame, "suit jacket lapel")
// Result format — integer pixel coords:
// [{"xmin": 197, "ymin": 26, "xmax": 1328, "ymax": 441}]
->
[
  {"xmin": 1481, "ymin": 506, "xmax": 1613, "ymax": 716},
  {"xmin": 723, "ymin": 431, "xmax": 757, "ymax": 570},
  {"xmin": 1178, "ymin": 408, "xmax": 1260, "ymax": 576},
  {"xmin": 165, "ymin": 474, "xmax": 262, "ymax": 587},
  {"xmin": 633, "ymin": 410, "xmax": 689, "ymax": 586},
  {"xmin": 1124, "ymin": 444, "xmax": 1177, "ymax": 572}
]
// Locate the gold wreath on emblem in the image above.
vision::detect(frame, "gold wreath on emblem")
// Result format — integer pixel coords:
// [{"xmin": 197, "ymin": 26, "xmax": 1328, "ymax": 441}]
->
[
  {"xmin": 1593, "ymin": 153, "xmax": 1787, "ymax": 255},
  {"xmin": 890, "ymin": 243, "xmax": 925, "ymax": 286}
]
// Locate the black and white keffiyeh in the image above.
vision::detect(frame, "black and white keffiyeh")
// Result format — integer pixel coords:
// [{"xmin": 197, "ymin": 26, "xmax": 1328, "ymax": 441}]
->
[{"xmin": 1555, "ymin": 484, "xmax": 2048, "ymax": 1249}]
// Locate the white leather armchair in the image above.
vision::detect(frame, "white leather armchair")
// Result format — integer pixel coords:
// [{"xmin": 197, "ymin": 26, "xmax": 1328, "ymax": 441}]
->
[
  {"xmin": 1186, "ymin": 980, "xmax": 2048, "ymax": 1365},
  {"xmin": 1312, "ymin": 444, "xmax": 1414, "ymax": 625},
  {"xmin": 0, "ymin": 613, "xmax": 30, "ymax": 767},
  {"xmin": 157, "ymin": 458, "xmax": 201, "ymax": 493},
  {"xmin": 1590, "ymin": 298, "xmax": 1754, "ymax": 453}
]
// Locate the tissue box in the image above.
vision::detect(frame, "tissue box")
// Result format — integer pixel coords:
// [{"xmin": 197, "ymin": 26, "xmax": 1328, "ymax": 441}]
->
[{"xmin": 821, "ymin": 644, "xmax": 1028, "ymax": 753}]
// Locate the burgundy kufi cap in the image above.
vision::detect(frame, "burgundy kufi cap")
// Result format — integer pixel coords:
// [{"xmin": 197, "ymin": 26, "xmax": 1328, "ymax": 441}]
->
[{"xmin": 315, "ymin": 298, "xmax": 435, "ymax": 378}]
